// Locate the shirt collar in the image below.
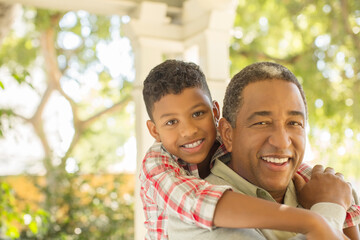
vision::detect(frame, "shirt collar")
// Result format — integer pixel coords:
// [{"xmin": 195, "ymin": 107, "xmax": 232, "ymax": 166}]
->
[{"xmin": 211, "ymin": 153, "xmax": 299, "ymax": 207}]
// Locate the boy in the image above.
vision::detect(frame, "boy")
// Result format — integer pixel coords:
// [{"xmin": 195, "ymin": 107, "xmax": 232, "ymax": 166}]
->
[{"xmin": 140, "ymin": 59, "xmax": 360, "ymax": 239}]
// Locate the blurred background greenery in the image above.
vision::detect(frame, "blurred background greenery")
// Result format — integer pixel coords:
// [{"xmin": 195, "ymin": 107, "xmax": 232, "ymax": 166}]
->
[{"xmin": 0, "ymin": 0, "xmax": 359, "ymax": 239}]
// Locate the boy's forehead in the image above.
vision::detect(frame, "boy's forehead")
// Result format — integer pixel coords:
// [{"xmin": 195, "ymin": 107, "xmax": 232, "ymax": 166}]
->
[
  {"xmin": 156, "ymin": 87, "xmax": 211, "ymax": 105},
  {"xmin": 152, "ymin": 88, "xmax": 212, "ymax": 118}
]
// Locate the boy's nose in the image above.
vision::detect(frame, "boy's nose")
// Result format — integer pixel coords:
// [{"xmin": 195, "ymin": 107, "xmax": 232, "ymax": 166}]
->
[
  {"xmin": 179, "ymin": 121, "xmax": 198, "ymax": 138},
  {"xmin": 268, "ymin": 126, "xmax": 291, "ymax": 149}
]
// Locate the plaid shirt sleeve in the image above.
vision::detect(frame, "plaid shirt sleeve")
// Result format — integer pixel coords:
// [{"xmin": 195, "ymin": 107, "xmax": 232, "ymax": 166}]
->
[
  {"xmin": 140, "ymin": 141, "xmax": 231, "ymax": 239},
  {"xmin": 297, "ymin": 162, "xmax": 360, "ymax": 228}
]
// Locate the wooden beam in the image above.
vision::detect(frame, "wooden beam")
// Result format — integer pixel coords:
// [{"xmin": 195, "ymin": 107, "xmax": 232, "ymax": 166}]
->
[{"xmin": 0, "ymin": 0, "xmax": 137, "ymax": 16}]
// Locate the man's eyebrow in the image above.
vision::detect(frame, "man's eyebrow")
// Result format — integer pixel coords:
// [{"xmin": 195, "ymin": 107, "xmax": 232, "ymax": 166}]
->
[
  {"xmin": 288, "ymin": 110, "xmax": 305, "ymax": 118},
  {"xmin": 247, "ymin": 111, "xmax": 271, "ymax": 121},
  {"xmin": 246, "ymin": 110, "xmax": 305, "ymax": 121}
]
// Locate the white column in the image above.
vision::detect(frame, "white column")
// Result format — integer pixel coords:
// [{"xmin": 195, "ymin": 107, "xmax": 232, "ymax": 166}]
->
[
  {"xmin": 123, "ymin": 2, "xmax": 183, "ymax": 240},
  {"xmin": 123, "ymin": 1, "xmax": 238, "ymax": 239},
  {"xmin": 183, "ymin": 0, "xmax": 238, "ymax": 107},
  {"xmin": 132, "ymin": 46, "xmax": 161, "ymax": 240}
]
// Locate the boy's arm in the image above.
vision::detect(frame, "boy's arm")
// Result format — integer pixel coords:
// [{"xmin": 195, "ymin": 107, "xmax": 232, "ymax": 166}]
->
[
  {"xmin": 214, "ymin": 191, "xmax": 347, "ymax": 239},
  {"xmin": 343, "ymin": 226, "xmax": 360, "ymax": 240},
  {"xmin": 140, "ymin": 143, "xmax": 231, "ymax": 229},
  {"xmin": 214, "ymin": 164, "xmax": 353, "ymax": 239},
  {"xmin": 141, "ymin": 144, "xmax": 353, "ymax": 238}
]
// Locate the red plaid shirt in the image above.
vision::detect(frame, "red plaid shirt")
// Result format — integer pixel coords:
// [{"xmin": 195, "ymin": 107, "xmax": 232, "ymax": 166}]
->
[
  {"xmin": 140, "ymin": 140, "xmax": 231, "ymax": 240},
  {"xmin": 140, "ymin": 141, "xmax": 360, "ymax": 240}
]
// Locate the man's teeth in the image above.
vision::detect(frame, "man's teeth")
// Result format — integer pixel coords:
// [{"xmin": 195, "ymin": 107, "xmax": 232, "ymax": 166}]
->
[
  {"xmin": 183, "ymin": 140, "xmax": 202, "ymax": 148},
  {"xmin": 262, "ymin": 157, "xmax": 289, "ymax": 164}
]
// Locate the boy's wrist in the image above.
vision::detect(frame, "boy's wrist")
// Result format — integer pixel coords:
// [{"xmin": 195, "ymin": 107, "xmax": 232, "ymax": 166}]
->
[{"xmin": 310, "ymin": 202, "xmax": 346, "ymax": 231}]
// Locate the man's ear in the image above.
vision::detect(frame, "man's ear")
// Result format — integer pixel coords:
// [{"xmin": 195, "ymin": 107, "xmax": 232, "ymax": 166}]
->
[
  {"xmin": 146, "ymin": 120, "xmax": 161, "ymax": 142},
  {"xmin": 212, "ymin": 100, "xmax": 220, "ymax": 126},
  {"xmin": 218, "ymin": 118, "xmax": 233, "ymax": 152}
]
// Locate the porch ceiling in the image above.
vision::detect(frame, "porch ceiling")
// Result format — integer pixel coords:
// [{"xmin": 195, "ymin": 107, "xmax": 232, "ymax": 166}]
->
[{"xmin": 0, "ymin": 0, "xmax": 186, "ymax": 17}]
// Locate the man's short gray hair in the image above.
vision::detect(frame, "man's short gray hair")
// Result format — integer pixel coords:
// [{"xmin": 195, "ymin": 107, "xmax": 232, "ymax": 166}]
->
[{"xmin": 223, "ymin": 62, "xmax": 308, "ymax": 127}]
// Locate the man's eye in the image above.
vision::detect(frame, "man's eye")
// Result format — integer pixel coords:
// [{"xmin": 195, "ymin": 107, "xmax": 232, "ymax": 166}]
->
[
  {"xmin": 165, "ymin": 120, "xmax": 178, "ymax": 126},
  {"xmin": 289, "ymin": 121, "xmax": 303, "ymax": 127},
  {"xmin": 254, "ymin": 121, "xmax": 267, "ymax": 125},
  {"xmin": 192, "ymin": 111, "xmax": 204, "ymax": 118}
]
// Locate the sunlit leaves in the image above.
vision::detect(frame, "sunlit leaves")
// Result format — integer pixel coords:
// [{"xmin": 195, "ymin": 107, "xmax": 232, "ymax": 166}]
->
[
  {"xmin": 0, "ymin": 182, "xmax": 48, "ymax": 239},
  {"xmin": 0, "ymin": 6, "xmax": 134, "ymax": 239},
  {"xmin": 231, "ymin": 0, "xmax": 360, "ymax": 180}
]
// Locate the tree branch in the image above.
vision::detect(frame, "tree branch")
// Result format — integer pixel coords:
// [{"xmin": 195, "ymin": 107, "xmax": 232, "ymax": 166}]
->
[
  {"xmin": 339, "ymin": 0, "xmax": 360, "ymax": 63},
  {"xmin": 61, "ymin": 94, "xmax": 132, "ymax": 164}
]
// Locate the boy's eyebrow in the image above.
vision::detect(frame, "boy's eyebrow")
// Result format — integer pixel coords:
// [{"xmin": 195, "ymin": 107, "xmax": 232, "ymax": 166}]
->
[
  {"xmin": 159, "ymin": 103, "xmax": 208, "ymax": 119},
  {"xmin": 159, "ymin": 112, "xmax": 176, "ymax": 119},
  {"xmin": 247, "ymin": 110, "xmax": 305, "ymax": 121},
  {"xmin": 190, "ymin": 103, "xmax": 207, "ymax": 110}
]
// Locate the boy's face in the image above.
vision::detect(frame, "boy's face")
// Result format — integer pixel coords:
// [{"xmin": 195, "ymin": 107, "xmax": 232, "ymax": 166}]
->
[{"xmin": 147, "ymin": 88, "xmax": 219, "ymax": 164}]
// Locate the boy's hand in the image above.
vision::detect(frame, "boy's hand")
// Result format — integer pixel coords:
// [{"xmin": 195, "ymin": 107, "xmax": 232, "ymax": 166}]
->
[{"xmin": 294, "ymin": 164, "xmax": 352, "ymax": 210}]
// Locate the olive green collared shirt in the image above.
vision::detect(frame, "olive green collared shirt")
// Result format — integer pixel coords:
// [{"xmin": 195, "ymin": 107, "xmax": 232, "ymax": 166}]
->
[
  {"xmin": 206, "ymin": 153, "xmax": 300, "ymax": 240},
  {"xmin": 167, "ymin": 154, "xmax": 346, "ymax": 240}
]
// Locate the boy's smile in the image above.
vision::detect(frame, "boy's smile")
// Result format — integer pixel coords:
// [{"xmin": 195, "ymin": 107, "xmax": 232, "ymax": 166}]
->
[{"xmin": 147, "ymin": 88, "xmax": 219, "ymax": 164}]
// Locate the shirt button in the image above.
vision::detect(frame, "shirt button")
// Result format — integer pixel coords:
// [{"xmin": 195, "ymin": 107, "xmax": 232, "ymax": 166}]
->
[{"xmin": 258, "ymin": 190, "xmax": 266, "ymax": 198}]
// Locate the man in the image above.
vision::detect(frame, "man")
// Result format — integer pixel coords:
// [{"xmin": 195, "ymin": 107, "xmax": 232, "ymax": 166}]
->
[{"xmin": 168, "ymin": 62, "xmax": 359, "ymax": 240}]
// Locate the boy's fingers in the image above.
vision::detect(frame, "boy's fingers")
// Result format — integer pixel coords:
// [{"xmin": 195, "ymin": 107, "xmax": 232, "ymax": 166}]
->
[
  {"xmin": 311, "ymin": 164, "xmax": 324, "ymax": 176},
  {"xmin": 324, "ymin": 167, "xmax": 335, "ymax": 174},
  {"xmin": 293, "ymin": 173, "xmax": 306, "ymax": 192},
  {"xmin": 335, "ymin": 172, "xmax": 344, "ymax": 180}
]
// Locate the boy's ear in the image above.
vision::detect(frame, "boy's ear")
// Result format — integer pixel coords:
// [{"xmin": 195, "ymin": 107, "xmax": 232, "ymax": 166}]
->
[
  {"xmin": 146, "ymin": 120, "xmax": 161, "ymax": 142},
  {"xmin": 218, "ymin": 118, "xmax": 233, "ymax": 152},
  {"xmin": 212, "ymin": 100, "xmax": 220, "ymax": 125}
]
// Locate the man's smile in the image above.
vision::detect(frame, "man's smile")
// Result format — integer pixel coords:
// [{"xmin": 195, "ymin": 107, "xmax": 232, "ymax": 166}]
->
[{"xmin": 261, "ymin": 156, "xmax": 290, "ymax": 164}]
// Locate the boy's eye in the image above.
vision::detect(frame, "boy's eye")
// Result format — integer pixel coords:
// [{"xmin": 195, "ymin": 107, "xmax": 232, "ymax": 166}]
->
[
  {"xmin": 192, "ymin": 111, "xmax": 204, "ymax": 118},
  {"xmin": 165, "ymin": 120, "xmax": 178, "ymax": 126}
]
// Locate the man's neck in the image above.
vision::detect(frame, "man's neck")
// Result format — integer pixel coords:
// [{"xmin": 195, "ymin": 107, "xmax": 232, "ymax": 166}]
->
[{"xmin": 268, "ymin": 190, "xmax": 286, "ymax": 204}]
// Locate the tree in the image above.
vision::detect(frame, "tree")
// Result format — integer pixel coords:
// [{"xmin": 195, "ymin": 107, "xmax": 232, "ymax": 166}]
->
[
  {"xmin": 230, "ymin": 0, "xmax": 360, "ymax": 183},
  {"xmin": 0, "ymin": 6, "xmax": 134, "ymax": 239}
]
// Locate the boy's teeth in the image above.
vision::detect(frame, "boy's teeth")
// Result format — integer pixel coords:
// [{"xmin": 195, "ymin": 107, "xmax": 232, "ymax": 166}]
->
[
  {"xmin": 262, "ymin": 157, "xmax": 289, "ymax": 164},
  {"xmin": 183, "ymin": 140, "xmax": 202, "ymax": 148}
]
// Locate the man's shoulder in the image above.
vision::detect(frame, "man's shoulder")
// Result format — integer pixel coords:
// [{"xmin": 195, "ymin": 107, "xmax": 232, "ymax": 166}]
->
[
  {"xmin": 205, "ymin": 156, "xmax": 234, "ymax": 188},
  {"xmin": 205, "ymin": 172, "xmax": 229, "ymax": 186}
]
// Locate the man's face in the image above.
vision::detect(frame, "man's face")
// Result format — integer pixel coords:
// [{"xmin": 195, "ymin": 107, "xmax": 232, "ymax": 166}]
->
[
  {"xmin": 220, "ymin": 79, "xmax": 306, "ymax": 200},
  {"xmin": 147, "ymin": 88, "xmax": 219, "ymax": 164}
]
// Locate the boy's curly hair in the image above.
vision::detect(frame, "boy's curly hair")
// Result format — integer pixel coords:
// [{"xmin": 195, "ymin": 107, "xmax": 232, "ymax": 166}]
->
[{"xmin": 143, "ymin": 59, "xmax": 212, "ymax": 120}]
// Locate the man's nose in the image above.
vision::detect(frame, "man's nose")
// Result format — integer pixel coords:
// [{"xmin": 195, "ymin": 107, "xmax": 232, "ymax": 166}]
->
[
  {"xmin": 268, "ymin": 125, "xmax": 291, "ymax": 149},
  {"xmin": 179, "ymin": 120, "xmax": 198, "ymax": 138}
]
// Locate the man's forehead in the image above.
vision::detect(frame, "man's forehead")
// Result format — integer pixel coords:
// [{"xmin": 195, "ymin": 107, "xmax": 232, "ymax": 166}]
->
[{"xmin": 240, "ymin": 80, "xmax": 305, "ymax": 114}]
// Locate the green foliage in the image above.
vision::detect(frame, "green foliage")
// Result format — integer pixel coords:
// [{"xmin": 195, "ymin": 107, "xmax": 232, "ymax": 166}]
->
[
  {"xmin": 0, "ymin": 182, "xmax": 49, "ymax": 239},
  {"xmin": 0, "ymin": 109, "xmax": 15, "ymax": 138},
  {"xmin": 231, "ymin": 0, "xmax": 360, "ymax": 180},
  {"xmin": 0, "ymin": 6, "xmax": 134, "ymax": 240},
  {"xmin": 34, "ymin": 173, "xmax": 134, "ymax": 240}
]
